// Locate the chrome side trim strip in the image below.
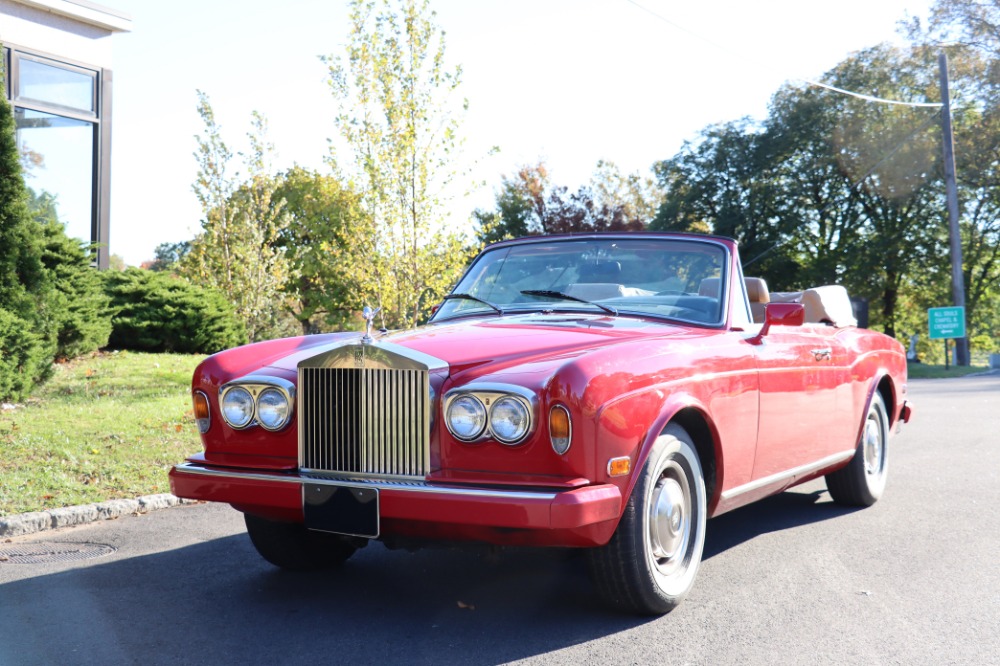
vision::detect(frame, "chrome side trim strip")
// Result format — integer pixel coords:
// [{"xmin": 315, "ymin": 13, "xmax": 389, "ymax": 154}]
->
[
  {"xmin": 173, "ymin": 462, "xmax": 559, "ymax": 501},
  {"xmin": 721, "ymin": 450, "xmax": 855, "ymax": 501}
]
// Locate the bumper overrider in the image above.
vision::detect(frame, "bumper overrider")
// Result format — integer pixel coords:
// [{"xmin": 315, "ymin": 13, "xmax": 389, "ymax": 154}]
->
[{"xmin": 169, "ymin": 462, "xmax": 623, "ymax": 547}]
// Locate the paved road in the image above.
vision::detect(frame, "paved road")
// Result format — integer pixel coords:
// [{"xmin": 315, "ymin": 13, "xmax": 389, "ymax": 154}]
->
[{"xmin": 2, "ymin": 375, "xmax": 998, "ymax": 665}]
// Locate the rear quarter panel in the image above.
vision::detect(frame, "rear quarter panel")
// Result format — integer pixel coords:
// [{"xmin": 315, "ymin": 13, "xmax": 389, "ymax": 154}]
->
[{"xmin": 839, "ymin": 327, "xmax": 908, "ymax": 430}]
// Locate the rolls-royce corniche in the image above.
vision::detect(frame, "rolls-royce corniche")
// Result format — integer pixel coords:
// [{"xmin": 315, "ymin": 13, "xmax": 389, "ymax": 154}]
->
[{"xmin": 169, "ymin": 232, "xmax": 912, "ymax": 614}]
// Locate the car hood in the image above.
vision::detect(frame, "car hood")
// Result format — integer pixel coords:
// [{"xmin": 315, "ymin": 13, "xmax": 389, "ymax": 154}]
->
[{"xmin": 266, "ymin": 313, "xmax": 691, "ymax": 377}]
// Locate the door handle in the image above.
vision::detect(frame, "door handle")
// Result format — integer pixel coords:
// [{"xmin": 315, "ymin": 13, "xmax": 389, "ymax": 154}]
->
[{"xmin": 810, "ymin": 348, "xmax": 832, "ymax": 361}]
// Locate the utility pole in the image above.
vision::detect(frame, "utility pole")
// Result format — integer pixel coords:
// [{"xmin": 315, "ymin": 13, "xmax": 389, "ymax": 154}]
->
[{"xmin": 938, "ymin": 51, "xmax": 969, "ymax": 366}]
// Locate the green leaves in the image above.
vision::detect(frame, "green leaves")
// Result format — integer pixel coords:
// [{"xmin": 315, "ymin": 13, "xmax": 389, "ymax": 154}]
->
[
  {"xmin": 103, "ymin": 269, "xmax": 246, "ymax": 354},
  {"xmin": 324, "ymin": 0, "xmax": 471, "ymax": 330},
  {"xmin": 473, "ymin": 161, "xmax": 658, "ymax": 245},
  {"xmin": 181, "ymin": 92, "xmax": 293, "ymax": 343},
  {"xmin": 652, "ymin": 45, "xmax": 954, "ymax": 338},
  {"xmin": 274, "ymin": 167, "xmax": 363, "ymax": 333}
]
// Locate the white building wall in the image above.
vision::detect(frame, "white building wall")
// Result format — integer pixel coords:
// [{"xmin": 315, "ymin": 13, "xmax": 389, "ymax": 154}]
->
[{"xmin": 0, "ymin": 0, "xmax": 130, "ymax": 68}]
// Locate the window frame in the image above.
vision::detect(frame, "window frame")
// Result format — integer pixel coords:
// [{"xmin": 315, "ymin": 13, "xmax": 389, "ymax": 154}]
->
[
  {"xmin": 14, "ymin": 52, "xmax": 99, "ymax": 119},
  {"xmin": 2, "ymin": 43, "xmax": 112, "ymax": 269}
]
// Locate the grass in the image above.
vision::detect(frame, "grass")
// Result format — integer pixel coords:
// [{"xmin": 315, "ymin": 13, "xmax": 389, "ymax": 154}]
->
[
  {"xmin": 906, "ymin": 362, "xmax": 992, "ymax": 379},
  {"xmin": 0, "ymin": 351, "xmax": 204, "ymax": 517}
]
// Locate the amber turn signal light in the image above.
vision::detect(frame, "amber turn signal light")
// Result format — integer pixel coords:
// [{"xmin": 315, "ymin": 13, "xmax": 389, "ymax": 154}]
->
[
  {"xmin": 549, "ymin": 404, "xmax": 572, "ymax": 455},
  {"xmin": 193, "ymin": 391, "xmax": 211, "ymax": 434},
  {"xmin": 607, "ymin": 456, "xmax": 631, "ymax": 477}
]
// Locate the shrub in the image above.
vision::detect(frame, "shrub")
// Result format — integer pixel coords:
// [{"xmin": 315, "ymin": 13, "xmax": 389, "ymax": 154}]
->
[
  {"xmin": 32, "ymin": 197, "xmax": 115, "ymax": 359},
  {"xmin": 103, "ymin": 269, "xmax": 247, "ymax": 354},
  {"xmin": 0, "ymin": 308, "xmax": 50, "ymax": 402},
  {"xmin": 0, "ymin": 61, "xmax": 56, "ymax": 400}
]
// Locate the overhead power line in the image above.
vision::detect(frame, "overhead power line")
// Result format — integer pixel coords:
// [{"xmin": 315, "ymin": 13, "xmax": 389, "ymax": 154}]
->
[{"xmin": 622, "ymin": 0, "xmax": 943, "ymax": 109}]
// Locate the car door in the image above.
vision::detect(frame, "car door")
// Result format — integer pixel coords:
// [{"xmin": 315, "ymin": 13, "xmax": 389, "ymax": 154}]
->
[{"xmin": 751, "ymin": 324, "xmax": 851, "ymax": 481}]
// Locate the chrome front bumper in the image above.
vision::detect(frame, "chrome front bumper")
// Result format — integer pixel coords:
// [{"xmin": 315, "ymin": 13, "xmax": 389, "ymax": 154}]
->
[{"xmin": 169, "ymin": 461, "xmax": 623, "ymax": 546}]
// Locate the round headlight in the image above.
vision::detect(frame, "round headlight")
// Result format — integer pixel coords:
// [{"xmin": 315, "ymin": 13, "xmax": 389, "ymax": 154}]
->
[
  {"xmin": 490, "ymin": 396, "xmax": 530, "ymax": 444},
  {"xmin": 447, "ymin": 395, "xmax": 487, "ymax": 441},
  {"xmin": 256, "ymin": 387, "xmax": 291, "ymax": 431},
  {"xmin": 221, "ymin": 386, "xmax": 254, "ymax": 428}
]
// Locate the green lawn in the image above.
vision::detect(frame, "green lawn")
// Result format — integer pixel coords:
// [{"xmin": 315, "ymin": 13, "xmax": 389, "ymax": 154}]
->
[
  {"xmin": 0, "ymin": 351, "xmax": 204, "ymax": 517},
  {"xmin": 906, "ymin": 362, "xmax": 991, "ymax": 379}
]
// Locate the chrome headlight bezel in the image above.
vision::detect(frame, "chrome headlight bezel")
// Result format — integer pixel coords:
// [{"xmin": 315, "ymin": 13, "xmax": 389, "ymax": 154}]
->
[
  {"xmin": 443, "ymin": 384, "xmax": 537, "ymax": 446},
  {"xmin": 255, "ymin": 386, "xmax": 293, "ymax": 431},
  {"xmin": 444, "ymin": 394, "xmax": 488, "ymax": 441},
  {"xmin": 218, "ymin": 376, "xmax": 296, "ymax": 431},
  {"xmin": 219, "ymin": 386, "xmax": 255, "ymax": 429},
  {"xmin": 488, "ymin": 395, "xmax": 532, "ymax": 445}
]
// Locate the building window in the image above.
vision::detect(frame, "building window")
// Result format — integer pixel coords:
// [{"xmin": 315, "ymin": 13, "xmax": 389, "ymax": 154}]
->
[
  {"xmin": 17, "ymin": 55, "xmax": 97, "ymax": 114},
  {"xmin": 15, "ymin": 108, "xmax": 96, "ymax": 244},
  {"xmin": 3, "ymin": 45, "xmax": 110, "ymax": 268}
]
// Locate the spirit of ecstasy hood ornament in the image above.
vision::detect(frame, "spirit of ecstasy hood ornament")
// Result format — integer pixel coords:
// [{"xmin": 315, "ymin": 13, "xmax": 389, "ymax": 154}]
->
[{"xmin": 361, "ymin": 306, "xmax": 381, "ymax": 343}]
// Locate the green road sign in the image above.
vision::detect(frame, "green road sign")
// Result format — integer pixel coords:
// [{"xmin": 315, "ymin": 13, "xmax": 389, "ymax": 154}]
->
[{"xmin": 928, "ymin": 306, "xmax": 966, "ymax": 340}]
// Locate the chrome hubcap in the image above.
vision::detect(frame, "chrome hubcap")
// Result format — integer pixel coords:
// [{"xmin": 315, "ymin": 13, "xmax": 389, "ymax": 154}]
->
[
  {"xmin": 649, "ymin": 463, "xmax": 690, "ymax": 575},
  {"xmin": 863, "ymin": 417, "xmax": 882, "ymax": 476}
]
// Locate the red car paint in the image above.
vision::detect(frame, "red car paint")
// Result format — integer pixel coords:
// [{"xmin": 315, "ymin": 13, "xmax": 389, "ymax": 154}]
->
[{"xmin": 170, "ymin": 233, "xmax": 910, "ymax": 550}]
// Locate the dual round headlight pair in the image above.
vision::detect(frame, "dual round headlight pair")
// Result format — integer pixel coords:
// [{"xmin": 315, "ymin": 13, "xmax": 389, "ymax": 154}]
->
[
  {"xmin": 446, "ymin": 392, "xmax": 532, "ymax": 445},
  {"xmin": 219, "ymin": 379, "xmax": 294, "ymax": 431}
]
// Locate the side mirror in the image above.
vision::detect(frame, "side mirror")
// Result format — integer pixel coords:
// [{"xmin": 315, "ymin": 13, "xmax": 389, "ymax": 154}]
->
[{"xmin": 750, "ymin": 302, "xmax": 804, "ymax": 345}]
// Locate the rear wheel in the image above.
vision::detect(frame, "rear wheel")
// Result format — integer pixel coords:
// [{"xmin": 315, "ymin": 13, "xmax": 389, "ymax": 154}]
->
[
  {"xmin": 244, "ymin": 514, "xmax": 359, "ymax": 571},
  {"xmin": 826, "ymin": 392, "xmax": 889, "ymax": 506},
  {"xmin": 587, "ymin": 425, "xmax": 707, "ymax": 615}
]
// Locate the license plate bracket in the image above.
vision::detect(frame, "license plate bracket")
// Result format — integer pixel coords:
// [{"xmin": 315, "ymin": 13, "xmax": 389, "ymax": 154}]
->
[{"xmin": 303, "ymin": 482, "xmax": 379, "ymax": 538}]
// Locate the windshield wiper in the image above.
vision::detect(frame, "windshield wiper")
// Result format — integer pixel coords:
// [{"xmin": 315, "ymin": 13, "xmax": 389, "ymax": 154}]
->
[
  {"xmin": 520, "ymin": 290, "xmax": 618, "ymax": 316},
  {"xmin": 442, "ymin": 293, "xmax": 505, "ymax": 315}
]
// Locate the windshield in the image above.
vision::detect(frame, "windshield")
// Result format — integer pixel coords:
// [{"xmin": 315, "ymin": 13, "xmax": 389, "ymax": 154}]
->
[{"xmin": 434, "ymin": 237, "xmax": 728, "ymax": 325}]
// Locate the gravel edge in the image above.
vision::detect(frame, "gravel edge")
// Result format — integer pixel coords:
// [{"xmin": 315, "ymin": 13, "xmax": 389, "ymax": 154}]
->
[{"xmin": 0, "ymin": 495, "xmax": 199, "ymax": 538}]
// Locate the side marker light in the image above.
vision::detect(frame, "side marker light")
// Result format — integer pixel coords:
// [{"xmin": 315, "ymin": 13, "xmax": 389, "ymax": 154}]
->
[{"xmin": 608, "ymin": 456, "xmax": 631, "ymax": 477}]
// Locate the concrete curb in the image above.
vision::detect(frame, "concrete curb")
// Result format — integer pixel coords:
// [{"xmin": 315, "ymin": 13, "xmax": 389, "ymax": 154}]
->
[{"xmin": 0, "ymin": 494, "xmax": 199, "ymax": 539}]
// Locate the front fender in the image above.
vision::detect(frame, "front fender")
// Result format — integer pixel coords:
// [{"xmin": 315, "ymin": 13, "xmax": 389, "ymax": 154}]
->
[{"xmin": 593, "ymin": 388, "xmax": 721, "ymax": 520}]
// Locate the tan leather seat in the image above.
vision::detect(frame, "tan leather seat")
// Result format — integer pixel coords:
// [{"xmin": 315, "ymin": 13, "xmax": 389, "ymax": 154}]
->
[
  {"xmin": 769, "ymin": 290, "xmax": 803, "ymax": 303},
  {"xmin": 698, "ymin": 277, "xmax": 720, "ymax": 298},
  {"xmin": 766, "ymin": 285, "xmax": 857, "ymax": 328},
  {"xmin": 801, "ymin": 285, "xmax": 857, "ymax": 327},
  {"xmin": 744, "ymin": 277, "xmax": 770, "ymax": 323}
]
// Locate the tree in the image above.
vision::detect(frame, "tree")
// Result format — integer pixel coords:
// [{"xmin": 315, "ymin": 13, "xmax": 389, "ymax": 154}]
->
[
  {"xmin": 907, "ymin": 0, "xmax": 1000, "ymax": 58},
  {"xmin": 147, "ymin": 241, "xmax": 192, "ymax": 273},
  {"xmin": 0, "ymin": 55, "xmax": 56, "ymax": 400},
  {"xmin": 323, "ymin": 0, "xmax": 473, "ymax": 329},
  {"xmin": 906, "ymin": 1, "xmax": 1000, "ymax": 356},
  {"xmin": 181, "ymin": 92, "xmax": 293, "ymax": 343},
  {"xmin": 474, "ymin": 162, "xmax": 646, "ymax": 244},
  {"xmin": 650, "ymin": 118, "xmax": 799, "ymax": 286},
  {"xmin": 766, "ymin": 46, "xmax": 946, "ymax": 337},
  {"xmin": 31, "ymin": 191, "xmax": 114, "ymax": 359},
  {"xmin": 590, "ymin": 160, "xmax": 664, "ymax": 225},
  {"xmin": 471, "ymin": 165, "xmax": 542, "ymax": 244},
  {"xmin": 653, "ymin": 45, "xmax": 951, "ymax": 338},
  {"xmin": 274, "ymin": 166, "xmax": 363, "ymax": 334}
]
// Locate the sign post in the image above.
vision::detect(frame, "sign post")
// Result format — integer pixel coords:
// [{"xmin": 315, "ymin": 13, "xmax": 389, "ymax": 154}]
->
[{"xmin": 928, "ymin": 306, "xmax": 966, "ymax": 369}]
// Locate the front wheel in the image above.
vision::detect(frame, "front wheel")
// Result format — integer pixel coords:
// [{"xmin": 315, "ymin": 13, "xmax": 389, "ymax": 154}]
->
[
  {"xmin": 587, "ymin": 425, "xmax": 707, "ymax": 615},
  {"xmin": 244, "ymin": 514, "xmax": 360, "ymax": 571},
  {"xmin": 826, "ymin": 392, "xmax": 889, "ymax": 506}
]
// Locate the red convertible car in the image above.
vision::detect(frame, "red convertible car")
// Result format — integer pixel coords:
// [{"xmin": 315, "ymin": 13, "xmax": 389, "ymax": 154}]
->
[{"xmin": 170, "ymin": 232, "xmax": 912, "ymax": 614}]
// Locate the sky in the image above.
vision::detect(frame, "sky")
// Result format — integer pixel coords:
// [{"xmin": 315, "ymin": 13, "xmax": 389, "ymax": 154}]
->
[{"xmin": 106, "ymin": 0, "xmax": 935, "ymax": 266}]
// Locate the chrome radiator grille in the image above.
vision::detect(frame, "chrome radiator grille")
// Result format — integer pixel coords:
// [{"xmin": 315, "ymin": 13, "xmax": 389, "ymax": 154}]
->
[{"xmin": 299, "ymin": 367, "xmax": 430, "ymax": 478}]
